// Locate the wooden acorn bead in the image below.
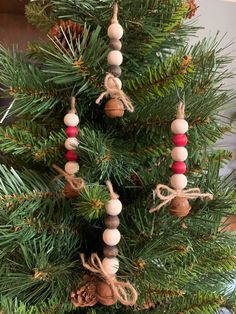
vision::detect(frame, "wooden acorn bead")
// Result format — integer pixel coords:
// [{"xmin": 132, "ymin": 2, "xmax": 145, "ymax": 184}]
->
[
  {"xmin": 105, "ymin": 215, "xmax": 120, "ymax": 229},
  {"xmin": 96, "ymin": 280, "xmax": 117, "ymax": 306},
  {"xmin": 109, "ymin": 65, "xmax": 122, "ymax": 77},
  {"xmin": 109, "ymin": 40, "xmax": 122, "ymax": 51},
  {"xmin": 64, "ymin": 182, "xmax": 80, "ymax": 198},
  {"xmin": 103, "ymin": 245, "xmax": 119, "ymax": 258},
  {"xmin": 169, "ymin": 197, "xmax": 191, "ymax": 217},
  {"xmin": 105, "ymin": 99, "xmax": 124, "ymax": 119}
]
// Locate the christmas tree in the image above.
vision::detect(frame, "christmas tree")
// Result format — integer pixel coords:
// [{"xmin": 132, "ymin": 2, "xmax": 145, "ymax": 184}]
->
[{"xmin": 0, "ymin": 0, "xmax": 236, "ymax": 313}]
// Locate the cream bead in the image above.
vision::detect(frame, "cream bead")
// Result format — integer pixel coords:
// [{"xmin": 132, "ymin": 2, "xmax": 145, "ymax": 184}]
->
[
  {"xmin": 103, "ymin": 229, "xmax": 121, "ymax": 246},
  {"xmin": 170, "ymin": 174, "xmax": 188, "ymax": 190},
  {"xmin": 102, "ymin": 257, "xmax": 119, "ymax": 275},
  {"xmin": 107, "ymin": 77, "xmax": 122, "ymax": 90},
  {"xmin": 105, "ymin": 199, "xmax": 122, "ymax": 216},
  {"xmin": 108, "ymin": 23, "xmax": 124, "ymax": 40},
  {"xmin": 107, "ymin": 50, "xmax": 123, "ymax": 66},
  {"xmin": 171, "ymin": 147, "xmax": 188, "ymax": 162},
  {"xmin": 171, "ymin": 119, "xmax": 189, "ymax": 134},
  {"xmin": 64, "ymin": 138, "xmax": 79, "ymax": 150},
  {"xmin": 65, "ymin": 161, "xmax": 79, "ymax": 175},
  {"xmin": 64, "ymin": 113, "xmax": 79, "ymax": 127}
]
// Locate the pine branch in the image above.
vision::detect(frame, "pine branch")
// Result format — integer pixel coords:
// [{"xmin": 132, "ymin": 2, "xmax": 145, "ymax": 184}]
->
[{"xmin": 25, "ymin": 2, "xmax": 55, "ymax": 32}]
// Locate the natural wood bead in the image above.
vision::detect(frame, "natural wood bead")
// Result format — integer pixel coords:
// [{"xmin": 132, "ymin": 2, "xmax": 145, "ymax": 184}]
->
[
  {"xmin": 103, "ymin": 229, "xmax": 121, "ymax": 246},
  {"xmin": 170, "ymin": 174, "xmax": 187, "ymax": 190},
  {"xmin": 102, "ymin": 257, "xmax": 119, "ymax": 275},
  {"xmin": 108, "ymin": 23, "xmax": 123, "ymax": 40},
  {"xmin": 109, "ymin": 65, "xmax": 122, "ymax": 77},
  {"xmin": 64, "ymin": 113, "xmax": 79, "ymax": 127},
  {"xmin": 103, "ymin": 245, "xmax": 119, "ymax": 258},
  {"xmin": 64, "ymin": 137, "xmax": 79, "ymax": 150},
  {"xmin": 171, "ymin": 119, "xmax": 189, "ymax": 134},
  {"xmin": 104, "ymin": 215, "xmax": 120, "ymax": 229},
  {"xmin": 105, "ymin": 199, "xmax": 122, "ymax": 215},
  {"xmin": 65, "ymin": 161, "xmax": 79, "ymax": 175},
  {"xmin": 96, "ymin": 280, "xmax": 117, "ymax": 306},
  {"xmin": 109, "ymin": 39, "xmax": 122, "ymax": 51},
  {"xmin": 169, "ymin": 197, "xmax": 191, "ymax": 217},
  {"xmin": 107, "ymin": 50, "xmax": 123, "ymax": 66},
  {"xmin": 107, "ymin": 77, "xmax": 122, "ymax": 90},
  {"xmin": 105, "ymin": 99, "xmax": 124, "ymax": 118},
  {"xmin": 171, "ymin": 147, "xmax": 188, "ymax": 162}
]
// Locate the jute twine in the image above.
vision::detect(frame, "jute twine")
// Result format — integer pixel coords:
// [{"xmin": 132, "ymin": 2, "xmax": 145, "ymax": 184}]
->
[{"xmin": 52, "ymin": 164, "xmax": 85, "ymax": 191}]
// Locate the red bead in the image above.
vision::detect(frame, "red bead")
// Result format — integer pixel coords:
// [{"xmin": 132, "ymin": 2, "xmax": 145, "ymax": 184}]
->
[
  {"xmin": 173, "ymin": 134, "xmax": 188, "ymax": 147},
  {"xmin": 66, "ymin": 127, "xmax": 78, "ymax": 137},
  {"xmin": 66, "ymin": 150, "xmax": 78, "ymax": 161},
  {"xmin": 172, "ymin": 161, "xmax": 187, "ymax": 174}
]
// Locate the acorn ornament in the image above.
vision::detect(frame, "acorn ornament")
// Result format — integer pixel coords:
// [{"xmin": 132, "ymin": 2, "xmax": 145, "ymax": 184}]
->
[
  {"xmin": 150, "ymin": 102, "xmax": 213, "ymax": 218},
  {"xmin": 96, "ymin": 1, "xmax": 134, "ymax": 118}
]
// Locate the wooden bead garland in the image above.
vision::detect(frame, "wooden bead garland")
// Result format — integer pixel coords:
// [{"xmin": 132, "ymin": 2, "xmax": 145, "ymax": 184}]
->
[
  {"xmin": 96, "ymin": 1, "xmax": 134, "ymax": 118},
  {"xmin": 150, "ymin": 103, "xmax": 213, "ymax": 218}
]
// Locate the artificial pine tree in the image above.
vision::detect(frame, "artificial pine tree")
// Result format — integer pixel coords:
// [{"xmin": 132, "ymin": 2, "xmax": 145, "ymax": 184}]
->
[{"xmin": 0, "ymin": 0, "xmax": 236, "ymax": 313}]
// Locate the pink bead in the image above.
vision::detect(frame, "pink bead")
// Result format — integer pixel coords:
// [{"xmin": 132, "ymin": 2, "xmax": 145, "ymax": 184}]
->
[
  {"xmin": 66, "ymin": 127, "xmax": 78, "ymax": 138},
  {"xmin": 173, "ymin": 134, "xmax": 188, "ymax": 147},
  {"xmin": 172, "ymin": 161, "xmax": 186, "ymax": 174},
  {"xmin": 66, "ymin": 150, "xmax": 78, "ymax": 161}
]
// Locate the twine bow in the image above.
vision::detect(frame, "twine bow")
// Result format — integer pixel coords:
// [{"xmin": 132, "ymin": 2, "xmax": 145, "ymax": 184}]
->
[
  {"xmin": 96, "ymin": 73, "xmax": 134, "ymax": 113},
  {"xmin": 177, "ymin": 102, "xmax": 185, "ymax": 119},
  {"xmin": 106, "ymin": 180, "xmax": 119, "ymax": 200},
  {"xmin": 52, "ymin": 164, "xmax": 85, "ymax": 191},
  {"xmin": 149, "ymin": 184, "xmax": 213, "ymax": 213},
  {"xmin": 80, "ymin": 253, "xmax": 138, "ymax": 306}
]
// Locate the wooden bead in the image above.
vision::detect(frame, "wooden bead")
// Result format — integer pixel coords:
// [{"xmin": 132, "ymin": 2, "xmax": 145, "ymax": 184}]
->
[
  {"xmin": 108, "ymin": 23, "xmax": 123, "ymax": 40},
  {"xmin": 105, "ymin": 99, "xmax": 124, "ymax": 118},
  {"xmin": 104, "ymin": 215, "xmax": 120, "ymax": 229},
  {"xmin": 64, "ymin": 113, "xmax": 79, "ymax": 127},
  {"xmin": 170, "ymin": 174, "xmax": 187, "ymax": 190},
  {"xmin": 109, "ymin": 65, "xmax": 122, "ymax": 77},
  {"xmin": 171, "ymin": 119, "xmax": 189, "ymax": 134},
  {"xmin": 109, "ymin": 40, "xmax": 122, "ymax": 51},
  {"xmin": 66, "ymin": 150, "xmax": 78, "ymax": 161},
  {"xmin": 107, "ymin": 50, "xmax": 123, "ymax": 66},
  {"xmin": 66, "ymin": 126, "xmax": 78, "ymax": 137},
  {"xmin": 96, "ymin": 280, "xmax": 117, "ymax": 306},
  {"xmin": 64, "ymin": 137, "xmax": 79, "ymax": 150},
  {"xmin": 172, "ymin": 161, "xmax": 186, "ymax": 174},
  {"xmin": 169, "ymin": 197, "xmax": 191, "ymax": 217},
  {"xmin": 103, "ymin": 245, "xmax": 119, "ymax": 258},
  {"xmin": 173, "ymin": 134, "xmax": 188, "ymax": 147},
  {"xmin": 103, "ymin": 229, "xmax": 121, "ymax": 246},
  {"xmin": 64, "ymin": 182, "xmax": 80, "ymax": 198},
  {"xmin": 171, "ymin": 147, "xmax": 188, "ymax": 162},
  {"xmin": 105, "ymin": 199, "xmax": 122, "ymax": 216},
  {"xmin": 107, "ymin": 77, "xmax": 122, "ymax": 90},
  {"xmin": 102, "ymin": 257, "xmax": 119, "ymax": 275},
  {"xmin": 65, "ymin": 161, "xmax": 79, "ymax": 175}
]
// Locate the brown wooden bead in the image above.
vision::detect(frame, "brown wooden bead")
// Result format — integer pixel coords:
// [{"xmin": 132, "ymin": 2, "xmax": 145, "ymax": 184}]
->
[
  {"xmin": 103, "ymin": 245, "xmax": 119, "ymax": 258},
  {"xmin": 105, "ymin": 98, "xmax": 124, "ymax": 118},
  {"xmin": 109, "ymin": 39, "xmax": 122, "ymax": 51},
  {"xmin": 64, "ymin": 182, "xmax": 80, "ymax": 198},
  {"xmin": 169, "ymin": 197, "xmax": 191, "ymax": 218},
  {"xmin": 96, "ymin": 280, "xmax": 117, "ymax": 306},
  {"xmin": 104, "ymin": 215, "xmax": 120, "ymax": 229},
  {"xmin": 109, "ymin": 65, "xmax": 122, "ymax": 77}
]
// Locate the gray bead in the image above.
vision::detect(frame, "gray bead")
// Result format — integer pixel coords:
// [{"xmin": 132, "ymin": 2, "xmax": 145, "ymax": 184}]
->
[
  {"xmin": 109, "ymin": 39, "xmax": 122, "ymax": 51},
  {"xmin": 104, "ymin": 215, "xmax": 120, "ymax": 229},
  {"xmin": 109, "ymin": 65, "xmax": 122, "ymax": 78},
  {"xmin": 103, "ymin": 245, "xmax": 119, "ymax": 258}
]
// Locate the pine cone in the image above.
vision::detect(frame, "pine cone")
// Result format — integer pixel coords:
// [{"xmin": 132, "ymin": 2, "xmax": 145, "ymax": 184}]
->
[
  {"xmin": 71, "ymin": 275, "xmax": 98, "ymax": 307},
  {"xmin": 186, "ymin": 0, "xmax": 197, "ymax": 19},
  {"xmin": 48, "ymin": 20, "xmax": 90, "ymax": 54}
]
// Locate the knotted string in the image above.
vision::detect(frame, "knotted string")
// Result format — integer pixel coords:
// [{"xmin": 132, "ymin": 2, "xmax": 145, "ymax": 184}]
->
[
  {"xmin": 52, "ymin": 164, "xmax": 85, "ymax": 191},
  {"xmin": 177, "ymin": 102, "xmax": 185, "ymax": 119},
  {"xmin": 69, "ymin": 96, "xmax": 76, "ymax": 114},
  {"xmin": 80, "ymin": 253, "xmax": 138, "ymax": 306},
  {"xmin": 106, "ymin": 180, "xmax": 119, "ymax": 200},
  {"xmin": 96, "ymin": 73, "xmax": 134, "ymax": 113},
  {"xmin": 150, "ymin": 184, "xmax": 213, "ymax": 213},
  {"xmin": 111, "ymin": 1, "xmax": 119, "ymax": 24}
]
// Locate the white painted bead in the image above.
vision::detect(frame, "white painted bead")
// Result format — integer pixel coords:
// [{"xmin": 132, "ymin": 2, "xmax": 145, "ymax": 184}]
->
[
  {"xmin": 64, "ymin": 113, "xmax": 79, "ymax": 127},
  {"xmin": 107, "ymin": 50, "xmax": 123, "ymax": 66},
  {"xmin": 107, "ymin": 77, "xmax": 122, "ymax": 90},
  {"xmin": 170, "ymin": 174, "xmax": 188, "ymax": 190},
  {"xmin": 171, "ymin": 147, "xmax": 188, "ymax": 161},
  {"xmin": 171, "ymin": 119, "xmax": 189, "ymax": 134},
  {"xmin": 64, "ymin": 138, "xmax": 79, "ymax": 150},
  {"xmin": 105, "ymin": 199, "xmax": 122, "ymax": 216},
  {"xmin": 108, "ymin": 23, "xmax": 124, "ymax": 40},
  {"xmin": 65, "ymin": 161, "xmax": 79, "ymax": 175},
  {"xmin": 103, "ymin": 229, "xmax": 121, "ymax": 246},
  {"xmin": 102, "ymin": 257, "xmax": 119, "ymax": 275}
]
